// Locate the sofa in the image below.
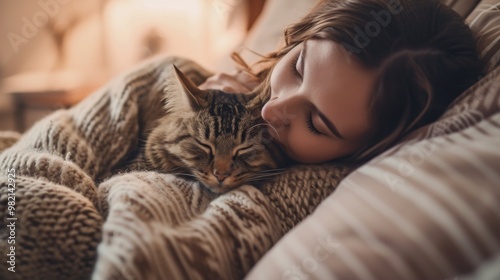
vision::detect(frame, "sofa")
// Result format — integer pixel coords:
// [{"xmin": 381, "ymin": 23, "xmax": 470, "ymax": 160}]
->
[{"xmin": 244, "ymin": 0, "xmax": 500, "ymax": 279}]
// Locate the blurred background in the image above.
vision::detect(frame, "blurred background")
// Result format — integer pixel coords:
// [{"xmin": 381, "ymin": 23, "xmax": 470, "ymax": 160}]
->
[{"xmin": 1, "ymin": 0, "xmax": 295, "ymax": 132}]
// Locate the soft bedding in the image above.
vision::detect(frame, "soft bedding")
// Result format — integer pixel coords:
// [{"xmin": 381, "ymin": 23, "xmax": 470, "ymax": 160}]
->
[
  {"xmin": 246, "ymin": 64, "xmax": 500, "ymax": 280},
  {"xmin": 0, "ymin": 56, "xmax": 352, "ymax": 280}
]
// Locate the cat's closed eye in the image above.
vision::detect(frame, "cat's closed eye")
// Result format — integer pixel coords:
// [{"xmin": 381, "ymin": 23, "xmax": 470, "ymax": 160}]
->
[
  {"xmin": 194, "ymin": 139, "xmax": 214, "ymax": 158},
  {"xmin": 233, "ymin": 146, "xmax": 252, "ymax": 158}
]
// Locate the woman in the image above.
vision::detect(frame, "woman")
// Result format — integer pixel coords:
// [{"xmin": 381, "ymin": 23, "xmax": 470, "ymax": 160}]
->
[
  {"xmin": 200, "ymin": 0, "xmax": 484, "ymax": 164},
  {"xmin": 0, "ymin": 1, "xmax": 487, "ymax": 279}
]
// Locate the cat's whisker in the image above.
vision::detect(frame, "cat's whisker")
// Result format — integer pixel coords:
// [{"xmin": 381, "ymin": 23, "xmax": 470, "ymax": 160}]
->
[
  {"xmin": 263, "ymin": 122, "xmax": 281, "ymax": 142},
  {"xmin": 167, "ymin": 164, "xmax": 192, "ymax": 173},
  {"xmin": 167, "ymin": 166, "xmax": 185, "ymax": 172},
  {"xmin": 255, "ymin": 169, "xmax": 285, "ymax": 174},
  {"xmin": 253, "ymin": 171, "xmax": 283, "ymax": 176},
  {"xmin": 253, "ymin": 172, "xmax": 283, "ymax": 176},
  {"xmin": 250, "ymin": 175, "xmax": 282, "ymax": 180},
  {"xmin": 259, "ymin": 168, "xmax": 287, "ymax": 173},
  {"xmin": 245, "ymin": 177, "xmax": 277, "ymax": 183},
  {"xmin": 247, "ymin": 174, "xmax": 282, "ymax": 180},
  {"xmin": 252, "ymin": 172, "xmax": 283, "ymax": 176},
  {"xmin": 251, "ymin": 173, "xmax": 283, "ymax": 178},
  {"xmin": 171, "ymin": 173, "xmax": 197, "ymax": 178},
  {"xmin": 248, "ymin": 122, "xmax": 282, "ymax": 142},
  {"xmin": 247, "ymin": 123, "xmax": 269, "ymax": 133}
]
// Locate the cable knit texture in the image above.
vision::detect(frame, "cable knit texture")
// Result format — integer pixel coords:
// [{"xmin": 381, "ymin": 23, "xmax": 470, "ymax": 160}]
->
[{"xmin": 0, "ymin": 56, "xmax": 352, "ymax": 280}]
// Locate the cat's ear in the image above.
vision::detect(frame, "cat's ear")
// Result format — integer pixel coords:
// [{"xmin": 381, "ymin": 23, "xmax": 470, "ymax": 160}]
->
[{"xmin": 172, "ymin": 65, "xmax": 207, "ymax": 110}]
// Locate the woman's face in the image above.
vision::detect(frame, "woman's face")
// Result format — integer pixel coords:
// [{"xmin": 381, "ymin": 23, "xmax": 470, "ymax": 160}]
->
[{"xmin": 261, "ymin": 39, "xmax": 377, "ymax": 163}]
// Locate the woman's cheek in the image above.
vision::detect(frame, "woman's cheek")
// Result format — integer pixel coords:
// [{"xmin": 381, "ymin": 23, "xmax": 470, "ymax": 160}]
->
[{"xmin": 286, "ymin": 129, "xmax": 306, "ymax": 161}]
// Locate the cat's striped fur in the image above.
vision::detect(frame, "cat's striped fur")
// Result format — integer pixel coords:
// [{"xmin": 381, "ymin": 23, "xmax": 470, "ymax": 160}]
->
[
  {"xmin": 0, "ymin": 56, "xmax": 352, "ymax": 280},
  {"xmin": 143, "ymin": 66, "xmax": 287, "ymax": 194}
]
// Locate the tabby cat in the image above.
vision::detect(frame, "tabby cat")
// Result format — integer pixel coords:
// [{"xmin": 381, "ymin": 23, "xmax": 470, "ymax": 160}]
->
[{"xmin": 140, "ymin": 66, "xmax": 287, "ymax": 194}]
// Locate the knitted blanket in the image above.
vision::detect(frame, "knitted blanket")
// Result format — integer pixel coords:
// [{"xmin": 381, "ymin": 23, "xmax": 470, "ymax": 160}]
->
[{"xmin": 0, "ymin": 56, "xmax": 352, "ymax": 280}]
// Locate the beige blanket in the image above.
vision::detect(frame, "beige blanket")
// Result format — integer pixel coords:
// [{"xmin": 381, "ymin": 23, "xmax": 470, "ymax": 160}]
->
[{"xmin": 0, "ymin": 56, "xmax": 352, "ymax": 280}]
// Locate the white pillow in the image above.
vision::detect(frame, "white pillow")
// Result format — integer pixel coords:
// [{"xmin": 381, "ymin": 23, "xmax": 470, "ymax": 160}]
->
[{"xmin": 246, "ymin": 111, "xmax": 500, "ymax": 279}]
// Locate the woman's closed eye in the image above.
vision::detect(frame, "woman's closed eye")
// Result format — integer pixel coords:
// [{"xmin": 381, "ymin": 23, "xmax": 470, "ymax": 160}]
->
[
  {"xmin": 306, "ymin": 112, "xmax": 323, "ymax": 135},
  {"xmin": 307, "ymin": 111, "xmax": 346, "ymax": 140}
]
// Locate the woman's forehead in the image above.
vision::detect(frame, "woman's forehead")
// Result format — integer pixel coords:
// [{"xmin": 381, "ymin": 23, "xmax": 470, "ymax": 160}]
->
[{"xmin": 304, "ymin": 39, "xmax": 377, "ymax": 139}]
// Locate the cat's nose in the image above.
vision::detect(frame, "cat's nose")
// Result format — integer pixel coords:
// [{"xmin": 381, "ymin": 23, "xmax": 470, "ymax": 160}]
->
[{"xmin": 213, "ymin": 170, "xmax": 229, "ymax": 183}]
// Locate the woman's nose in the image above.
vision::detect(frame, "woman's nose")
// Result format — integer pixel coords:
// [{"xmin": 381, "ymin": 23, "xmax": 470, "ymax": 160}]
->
[{"xmin": 261, "ymin": 95, "xmax": 301, "ymax": 129}]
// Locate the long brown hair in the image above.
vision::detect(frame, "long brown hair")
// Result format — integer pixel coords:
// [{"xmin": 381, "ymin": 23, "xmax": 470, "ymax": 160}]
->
[{"xmin": 244, "ymin": 0, "xmax": 484, "ymax": 163}]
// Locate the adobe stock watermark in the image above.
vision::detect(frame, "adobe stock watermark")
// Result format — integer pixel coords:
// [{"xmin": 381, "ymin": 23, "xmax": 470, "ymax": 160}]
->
[
  {"xmin": 7, "ymin": 0, "xmax": 71, "ymax": 54},
  {"xmin": 384, "ymin": 108, "xmax": 484, "ymax": 192},
  {"xmin": 339, "ymin": 0, "xmax": 404, "ymax": 60},
  {"xmin": 282, "ymin": 234, "xmax": 342, "ymax": 280},
  {"xmin": 211, "ymin": 0, "xmax": 243, "ymax": 20},
  {"xmin": 6, "ymin": 168, "xmax": 17, "ymax": 273}
]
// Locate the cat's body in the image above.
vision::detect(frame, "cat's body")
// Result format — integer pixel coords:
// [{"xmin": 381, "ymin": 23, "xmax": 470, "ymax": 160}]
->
[{"xmin": 122, "ymin": 66, "xmax": 287, "ymax": 194}]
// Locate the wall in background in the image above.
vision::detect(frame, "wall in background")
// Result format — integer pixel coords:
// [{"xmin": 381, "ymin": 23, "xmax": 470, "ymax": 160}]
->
[{"xmin": 0, "ymin": 0, "xmax": 252, "ymax": 131}]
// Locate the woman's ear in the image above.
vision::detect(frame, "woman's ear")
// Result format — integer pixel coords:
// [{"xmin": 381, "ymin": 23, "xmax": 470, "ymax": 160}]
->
[{"xmin": 168, "ymin": 65, "xmax": 208, "ymax": 111}]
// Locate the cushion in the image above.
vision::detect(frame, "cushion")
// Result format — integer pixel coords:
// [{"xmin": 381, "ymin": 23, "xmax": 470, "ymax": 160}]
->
[
  {"xmin": 245, "ymin": 2, "xmax": 500, "ymax": 277},
  {"xmin": 443, "ymin": 0, "xmax": 482, "ymax": 18},
  {"xmin": 466, "ymin": 0, "xmax": 500, "ymax": 72},
  {"xmin": 461, "ymin": 253, "xmax": 500, "ymax": 279}
]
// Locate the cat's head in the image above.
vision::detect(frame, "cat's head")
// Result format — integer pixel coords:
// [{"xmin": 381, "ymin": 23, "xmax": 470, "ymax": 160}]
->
[{"xmin": 146, "ymin": 65, "xmax": 287, "ymax": 194}]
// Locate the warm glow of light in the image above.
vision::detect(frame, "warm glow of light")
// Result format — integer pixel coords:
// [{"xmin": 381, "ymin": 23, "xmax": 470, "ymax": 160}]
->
[{"xmin": 104, "ymin": 0, "xmax": 246, "ymax": 73}]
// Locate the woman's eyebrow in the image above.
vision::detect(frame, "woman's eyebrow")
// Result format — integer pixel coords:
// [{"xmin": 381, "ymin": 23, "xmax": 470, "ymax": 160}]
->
[
  {"xmin": 317, "ymin": 111, "xmax": 345, "ymax": 140},
  {"xmin": 300, "ymin": 41, "xmax": 307, "ymax": 75}
]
